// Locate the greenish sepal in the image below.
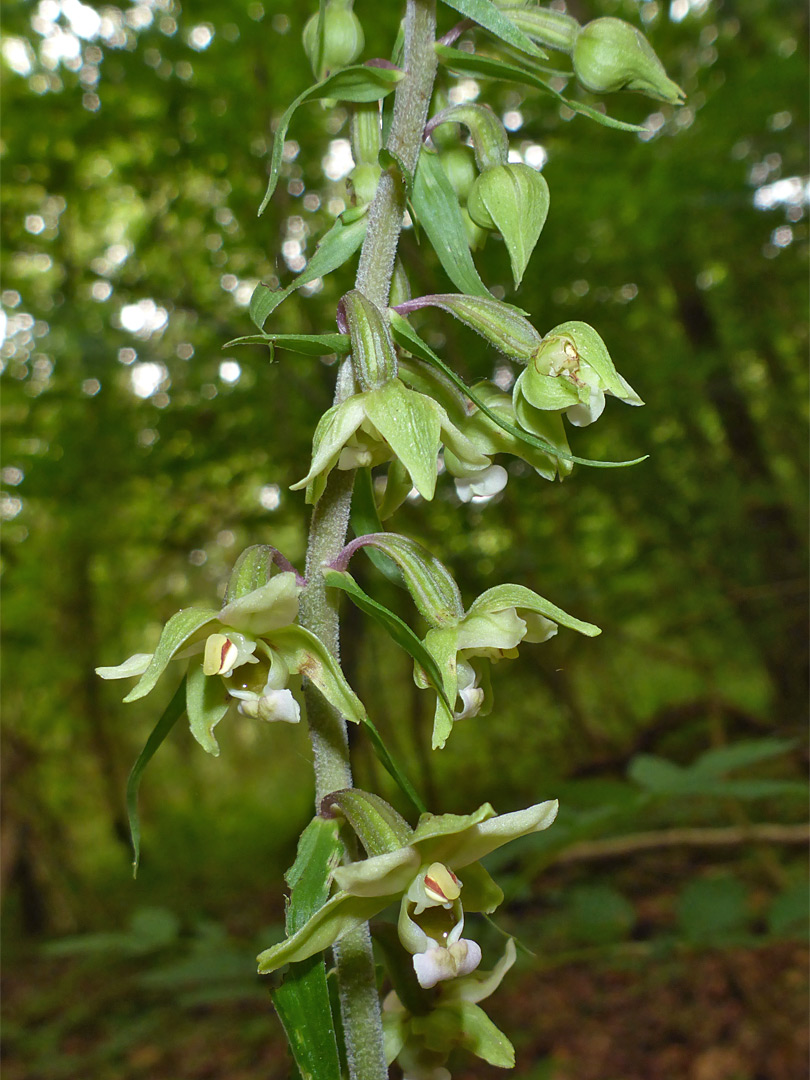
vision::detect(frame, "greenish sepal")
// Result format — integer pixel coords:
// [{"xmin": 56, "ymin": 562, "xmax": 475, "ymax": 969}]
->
[
  {"xmin": 410, "ymin": 804, "xmax": 496, "ymax": 863},
  {"xmin": 225, "ymin": 546, "xmax": 304, "ymax": 605},
  {"xmin": 390, "ymin": 314, "xmax": 647, "ymax": 470},
  {"xmin": 126, "ymin": 678, "xmax": 187, "ymax": 877},
  {"xmin": 250, "ymin": 215, "xmax": 367, "ymax": 329},
  {"xmin": 467, "ymin": 163, "xmax": 549, "ymax": 287},
  {"xmin": 411, "ymin": 148, "xmax": 491, "ymax": 298},
  {"xmin": 468, "ymin": 583, "xmax": 601, "ymax": 637},
  {"xmin": 258, "ymin": 63, "xmax": 404, "ymax": 216},
  {"xmin": 123, "ymin": 607, "xmax": 219, "ymax": 702},
  {"xmin": 457, "ymin": 861, "xmax": 504, "ymax": 914},
  {"xmin": 573, "ymin": 18, "xmax": 686, "ymax": 104},
  {"xmin": 185, "ymin": 662, "xmax": 229, "ymax": 756},
  {"xmin": 414, "ymin": 1000, "xmax": 515, "ymax": 1067},
  {"xmin": 434, "ymin": 44, "xmax": 646, "ymax": 133},
  {"xmin": 341, "ymin": 289, "xmax": 398, "ymax": 390},
  {"xmin": 547, "ymin": 321, "xmax": 643, "ymax": 404},
  {"xmin": 269, "ymin": 624, "xmax": 367, "ymax": 725},
  {"xmin": 322, "ymin": 789, "xmax": 413, "ymax": 857},
  {"xmin": 440, "ymin": 0, "xmax": 547, "ymax": 59},
  {"xmin": 96, "ymin": 653, "xmax": 152, "ymax": 680},
  {"xmin": 292, "ymin": 396, "xmax": 368, "ymax": 494},
  {"xmin": 257, "ymin": 890, "xmax": 389, "ymax": 972},
  {"xmin": 514, "ymin": 366, "xmax": 580, "ymax": 411},
  {"xmin": 218, "ymin": 572, "xmax": 302, "ymax": 636},
  {"xmin": 432, "ymin": 800, "xmax": 558, "ymax": 869},
  {"xmin": 444, "ymin": 938, "xmax": 516, "ymax": 1003},
  {"xmin": 426, "ymin": 103, "xmax": 508, "ymax": 172},
  {"xmin": 224, "ymin": 331, "xmax": 352, "ymax": 357},
  {"xmin": 332, "ymin": 847, "xmax": 420, "ymax": 897},
  {"xmin": 364, "ymin": 381, "xmax": 443, "ymax": 499}
]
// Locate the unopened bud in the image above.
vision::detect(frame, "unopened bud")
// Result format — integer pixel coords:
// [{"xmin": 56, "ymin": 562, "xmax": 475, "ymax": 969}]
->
[
  {"xmin": 302, "ymin": 0, "xmax": 364, "ymax": 81},
  {"xmin": 439, "ymin": 146, "xmax": 477, "ymax": 204},
  {"xmin": 426, "ymin": 104, "xmax": 508, "ymax": 172},
  {"xmin": 501, "ymin": 6, "xmax": 580, "ymax": 54},
  {"xmin": 340, "ymin": 289, "xmax": 398, "ymax": 391},
  {"xmin": 573, "ymin": 18, "xmax": 685, "ymax": 104},
  {"xmin": 393, "ymin": 293, "xmax": 542, "ymax": 361},
  {"xmin": 467, "ymin": 163, "xmax": 550, "ymax": 287}
]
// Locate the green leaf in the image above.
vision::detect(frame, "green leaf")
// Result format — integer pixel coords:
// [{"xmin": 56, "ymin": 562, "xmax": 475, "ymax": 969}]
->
[
  {"xmin": 271, "ymin": 819, "xmax": 349, "ymax": 1080},
  {"xmin": 691, "ymin": 738, "xmax": 797, "ymax": 778},
  {"xmin": 360, "ymin": 713, "xmax": 428, "ymax": 816},
  {"xmin": 676, "ymin": 875, "xmax": 750, "ymax": 946},
  {"xmin": 224, "ymin": 332, "xmax": 352, "ymax": 357},
  {"xmin": 568, "ymin": 883, "xmax": 636, "ymax": 945},
  {"xmin": 411, "ymin": 149, "xmax": 490, "ymax": 298},
  {"xmin": 390, "ymin": 314, "xmax": 648, "ymax": 469},
  {"xmin": 126, "ymin": 679, "xmax": 186, "ymax": 877},
  {"xmin": 629, "ymin": 752, "xmax": 807, "ymax": 799},
  {"xmin": 272, "ymin": 958, "xmax": 343, "ymax": 1080},
  {"xmin": 350, "ymin": 468, "xmax": 405, "ymax": 587},
  {"xmin": 258, "ymin": 64, "xmax": 405, "ymax": 216},
  {"xmin": 186, "ymin": 662, "xmax": 229, "ymax": 756},
  {"xmin": 124, "ymin": 607, "xmax": 219, "ymax": 703},
  {"xmin": 767, "ymin": 879, "xmax": 810, "ymax": 939},
  {"xmin": 324, "ymin": 569, "xmax": 452, "ymax": 713},
  {"xmin": 435, "ymin": 45, "xmax": 645, "ymax": 133},
  {"xmin": 249, "ymin": 215, "xmax": 368, "ymax": 330},
  {"xmin": 440, "ymin": 0, "xmax": 546, "ymax": 59}
]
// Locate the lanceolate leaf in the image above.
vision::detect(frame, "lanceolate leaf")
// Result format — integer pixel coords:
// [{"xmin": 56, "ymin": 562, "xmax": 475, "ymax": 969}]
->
[
  {"xmin": 259, "ymin": 63, "xmax": 405, "ymax": 216},
  {"xmin": 390, "ymin": 314, "xmax": 648, "ymax": 470},
  {"xmin": 323, "ymin": 569, "xmax": 452, "ymax": 713},
  {"xmin": 440, "ymin": 0, "xmax": 547, "ymax": 59},
  {"xmin": 411, "ymin": 150, "xmax": 490, "ymax": 298},
  {"xmin": 350, "ymin": 468, "xmax": 405, "ymax": 587},
  {"xmin": 435, "ymin": 45, "xmax": 645, "ymax": 133},
  {"xmin": 126, "ymin": 678, "xmax": 187, "ymax": 878},
  {"xmin": 250, "ymin": 215, "xmax": 368, "ymax": 330},
  {"xmin": 224, "ymin": 332, "xmax": 351, "ymax": 358},
  {"xmin": 271, "ymin": 817, "xmax": 344, "ymax": 1080}
]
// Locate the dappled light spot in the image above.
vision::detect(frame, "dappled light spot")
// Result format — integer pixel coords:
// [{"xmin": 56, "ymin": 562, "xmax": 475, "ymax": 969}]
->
[{"xmin": 130, "ymin": 361, "xmax": 168, "ymax": 399}]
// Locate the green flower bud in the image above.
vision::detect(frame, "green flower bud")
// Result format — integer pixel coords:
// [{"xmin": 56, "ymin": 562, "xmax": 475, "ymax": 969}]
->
[
  {"xmin": 467, "ymin": 164, "xmax": 550, "ymax": 288},
  {"xmin": 302, "ymin": 0, "xmax": 364, "ymax": 81},
  {"xmin": 461, "ymin": 207, "xmax": 487, "ymax": 252},
  {"xmin": 427, "ymin": 104, "xmax": 508, "ymax": 173},
  {"xmin": 340, "ymin": 289, "xmax": 398, "ymax": 391},
  {"xmin": 572, "ymin": 18, "xmax": 685, "ymax": 104},
  {"xmin": 350, "ymin": 101, "xmax": 382, "ymax": 165},
  {"xmin": 500, "ymin": 6, "xmax": 580, "ymax": 54},
  {"xmin": 439, "ymin": 146, "xmax": 478, "ymax": 204},
  {"xmin": 394, "ymin": 294, "xmax": 542, "ymax": 361},
  {"xmin": 347, "ymin": 162, "xmax": 382, "ymax": 207},
  {"xmin": 321, "ymin": 789, "xmax": 413, "ymax": 857}
]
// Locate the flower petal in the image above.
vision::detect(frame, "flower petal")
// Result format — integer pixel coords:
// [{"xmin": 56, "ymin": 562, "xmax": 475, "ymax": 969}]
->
[
  {"xmin": 256, "ymin": 890, "xmax": 389, "ymax": 973},
  {"xmin": 440, "ymin": 800, "xmax": 559, "ymax": 870},
  {"xmin": 218, "ymin": 572, "xmax": 301, "ymax": 636},
  {"xmin": 364, "ymin": 382, "xmax": 443, "ymax": 500},
  {"xmin": 269, "ymin": 625, "xmax": 366, "ymax": 725},
  {"xmin": 332, "ymin": 846, "xmax": 420, "ymax": 897},
  {"xmin": 186, "ymin": 662, "xmax": 230, "ymax": 756},
  {"xmin": 445, "ymin": 938, "xmax": 516, "ymax": 1003},
  {"xmin": 96, "ymin": 653, "xmax": 153, "ymax": 680},
  {"xmin": 123, "ymin": 608, "xmax": 219, "ymax": 702}
]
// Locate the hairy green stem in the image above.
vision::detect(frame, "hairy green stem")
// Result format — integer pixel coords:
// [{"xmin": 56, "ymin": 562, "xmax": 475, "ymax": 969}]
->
[{"xmin": 297, "ymin": 3, "xmax": 438, "ymax": 1077}]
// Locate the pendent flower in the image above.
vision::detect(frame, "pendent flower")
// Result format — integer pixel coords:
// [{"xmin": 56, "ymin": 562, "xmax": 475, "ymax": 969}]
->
[
  {"xmin": 256, "ymin": 793, "xmax": 558, "ymax": 992},
  {"xmin": 97, "ymin": 546, "xmax": 366, "ymax": 754}
]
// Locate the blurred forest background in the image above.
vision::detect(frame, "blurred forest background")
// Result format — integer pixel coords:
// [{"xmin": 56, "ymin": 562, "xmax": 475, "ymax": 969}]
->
[{"xmin": 1, "ymin": 0, "xmax": 808, "ymax": 1077}]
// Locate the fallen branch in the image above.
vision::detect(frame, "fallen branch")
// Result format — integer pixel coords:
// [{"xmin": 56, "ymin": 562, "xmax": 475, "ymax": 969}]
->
[{"xmin": 554, "ymin": 823, "xmax": 810, "ymax": 864}]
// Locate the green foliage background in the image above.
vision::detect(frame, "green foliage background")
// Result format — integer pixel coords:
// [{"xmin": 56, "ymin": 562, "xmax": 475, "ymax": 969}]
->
[{"xmin": 1, "ymin": 0, "xmax": 807, "ymax": 1074}]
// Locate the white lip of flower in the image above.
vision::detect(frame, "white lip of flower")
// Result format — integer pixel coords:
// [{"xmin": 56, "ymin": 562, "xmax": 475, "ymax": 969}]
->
[
  {"xmin": 203, "ymin": 632, "xmax": 259, "ymax": 678},
  {"xmin": 453, "ymin": 463, "xmax": 508, "ymax": 504},
  {"xmin": 228, "ymin": 683, "xmax": 300, "ymax": 724},
  {"xmin": 566, "ymin": 383, "xmax": 606, "ymax": 427},
  {"xmin": 454, "ymin": 660, "xmax": 485, "ymax": 721},
  {"xmin": 412, "ymin": 934, "xmax": 482, "ymax": 989}
]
